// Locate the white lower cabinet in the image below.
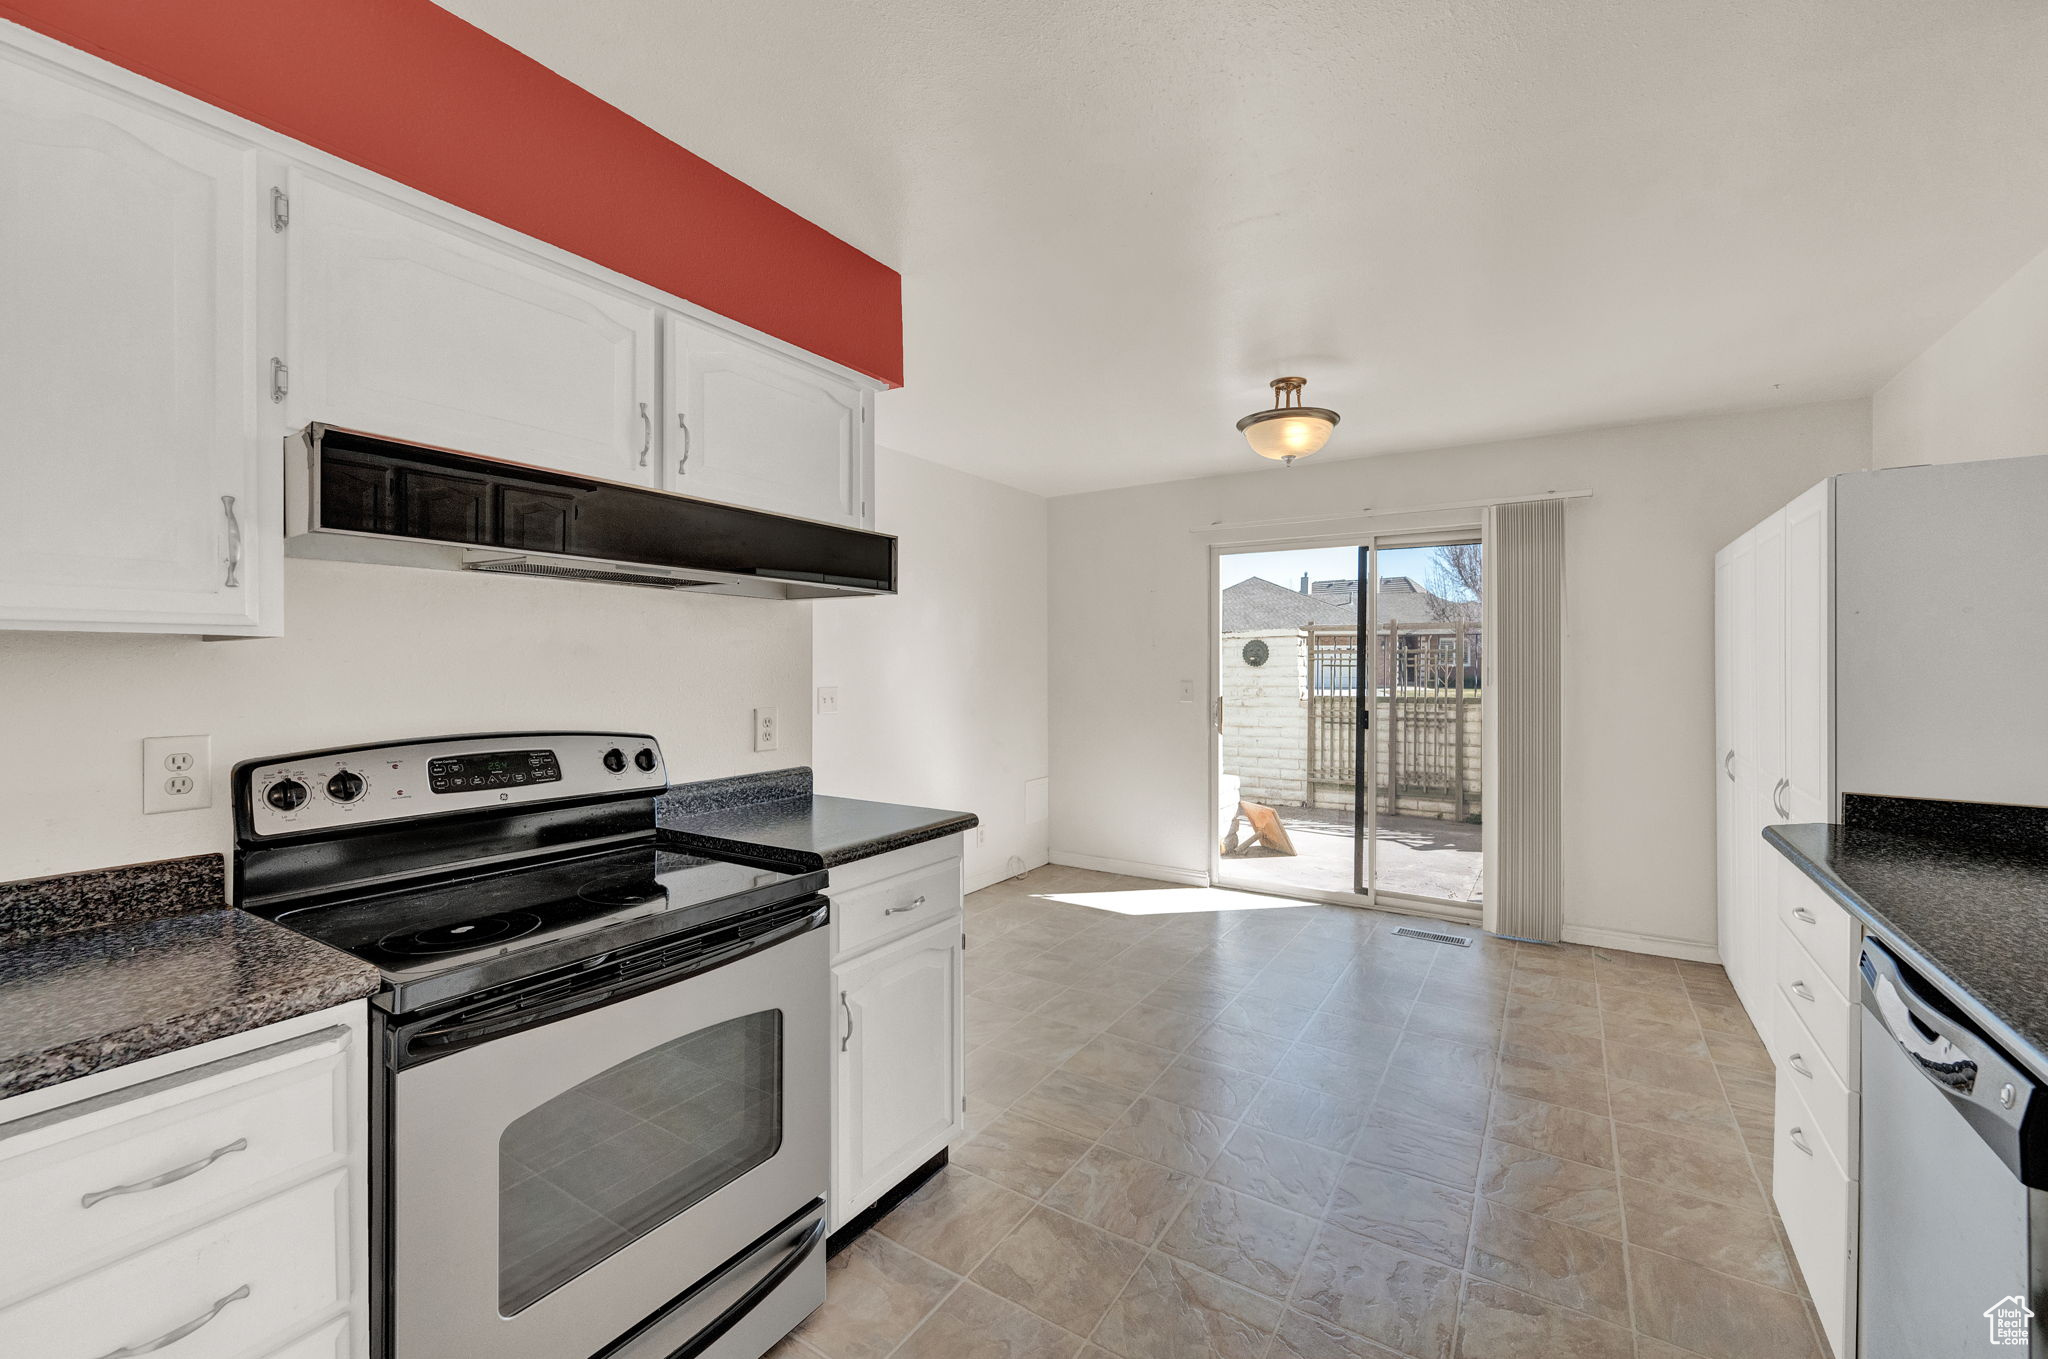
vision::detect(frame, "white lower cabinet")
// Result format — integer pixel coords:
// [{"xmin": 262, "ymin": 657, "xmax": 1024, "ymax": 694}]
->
[
  {"xmin": 828, "ymin": 838, "xmax": 965, "ymax": 1231},
  {"xmin": 0, "ymin": 1003, "xmax": 368, "ymax": 1358}
]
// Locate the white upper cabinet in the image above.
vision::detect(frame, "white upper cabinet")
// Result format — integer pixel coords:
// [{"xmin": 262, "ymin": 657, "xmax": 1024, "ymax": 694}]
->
[
  {"xmin": 1780, "ymin": 480, "xmax": 1832, "ymax": 824},
  {"xmin": 285, "ymin": 169, "xmax": 660, "ymax": 487},
  {"xmin": 667, "ymin": 315, "xmax": 871, "ymax": 527},
  {"xmin": 0, "ymin": 53, "xmax": 274, "ymax": 633}
]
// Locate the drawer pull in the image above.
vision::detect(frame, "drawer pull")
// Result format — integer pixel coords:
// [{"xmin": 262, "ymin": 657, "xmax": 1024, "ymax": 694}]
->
[
  {"xmin": 93, "ymin": 1284, "xmax": 250, "ymax": 1358},
  {"xmin": 840, "ymin": 990, "xmax": 854, "ymax": 1053},
  {"xmin": 81, "ymin": 1138, "xmax": 248, "ymax": 1208},
  {"xmin": 884, "ymin": 895, "xmax": 928, "ymax": 917},
  {"xmin": 1789, "ymin": 1052, "xmax": 1812, "ymax": 1078},
  {"xmin": 1788, "ymin": 1126, "xmax": 1814, "ymax": 1157},
  {"xmin": 1791, "ymin": 980, "xmax": 1815, "ymax": 1002},
  {"xmin": 1792, "ymin": 907, "xmax": 1817, "ymax": 925}
]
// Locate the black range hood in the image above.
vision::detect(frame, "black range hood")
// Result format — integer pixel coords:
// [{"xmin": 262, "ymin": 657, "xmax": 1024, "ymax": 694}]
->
[{"xmin": 285, "ymin": 425, "xmax": 895, "ymax": 599}]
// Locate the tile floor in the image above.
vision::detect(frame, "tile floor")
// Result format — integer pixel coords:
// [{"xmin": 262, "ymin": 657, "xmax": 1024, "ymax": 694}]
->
[{"xmin": 773, "ymin": 866, "xmax": 1822, "ymax": 1359}]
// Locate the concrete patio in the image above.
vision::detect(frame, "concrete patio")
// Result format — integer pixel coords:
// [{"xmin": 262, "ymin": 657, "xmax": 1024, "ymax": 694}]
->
[{"xmin": 1221, "ymin": 805, "xmax": 1484, "ymax": 904}]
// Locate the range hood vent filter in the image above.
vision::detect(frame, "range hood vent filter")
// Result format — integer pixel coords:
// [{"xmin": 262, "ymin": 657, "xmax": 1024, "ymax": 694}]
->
[{"xmin": 463, "ymin": 559, "xmax": 715, "ymax": 590}]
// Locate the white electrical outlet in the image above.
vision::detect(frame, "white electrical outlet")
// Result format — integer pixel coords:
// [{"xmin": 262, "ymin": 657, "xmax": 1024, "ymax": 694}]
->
[
  {"xmin": 1179, "ymin": 679, "xmax": 1195, "ymax": 703},
  {"xmin": 816, "ymin": 686, "xmax": 839, "ymax": 715},
  {"xmin": 143, "ymin": 735, "xmax": 213, "ymax": 813},
  {"xmin": 754, "ymin": 707, "xmax": 779, "ymax": 752}
]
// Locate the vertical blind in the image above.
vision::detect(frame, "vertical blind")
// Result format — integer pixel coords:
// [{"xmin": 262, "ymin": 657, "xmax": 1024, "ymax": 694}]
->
[{"xmin": 1483, "ymin": 498, "xmax": 1565, "ymax": 942}]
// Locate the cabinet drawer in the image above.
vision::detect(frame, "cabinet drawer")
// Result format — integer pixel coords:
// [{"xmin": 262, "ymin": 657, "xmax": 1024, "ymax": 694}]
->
[
  {"xmin": 0, "ymin": 1168, "xmax": 350, "ymax": 1359},
  {"xmin": 1773, "ymin": 984, "xmax": 1858, "ymax": 1174},
  {"xmin": 1778, "ymin": 866, "xmax": 1859, "ymax": 1001},
  {"xmin": 1775, "ymin": 930, "xmax": 1856, "ymax": 1091},
  {"xmin": 0, "ymin": 1026, "xmax": 351, "ymax": 1300},
  {"xmin": 827, "ymin": 835, "xmax": 963, "ymax": 895},
  {"xmin": 833, "ymin": 857, "xmax": 962, "ymax": 962},
  {"xmin": 1773, "ymin": 1065, "xmax": 1856, "ymax": 1359}
]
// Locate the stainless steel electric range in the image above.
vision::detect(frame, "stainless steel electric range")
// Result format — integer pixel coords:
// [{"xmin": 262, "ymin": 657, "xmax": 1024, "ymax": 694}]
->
[{"xmin": 232, "ymin": 733, "xmax": 829, "ymax": 1359}]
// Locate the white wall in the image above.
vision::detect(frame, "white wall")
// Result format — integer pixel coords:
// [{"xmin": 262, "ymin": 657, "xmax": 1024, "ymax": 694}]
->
[
  {"xmin": 0, "ymin": 560, "xmax": 812, "ymax": 883},
  {"xmin": 813, "ymin": 446, "xmax": 1050, "ymax": 893},
  {"xmin": 1873, "ymin": 242, "xmax": 2048, "ymax": 469},
  {"xmin": 1047, "ymin": 401, "xmax": 1870, "ymax": 958}
]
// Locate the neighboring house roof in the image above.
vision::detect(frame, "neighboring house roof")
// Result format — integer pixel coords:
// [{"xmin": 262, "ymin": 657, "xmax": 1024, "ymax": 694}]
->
[{"xmin": 1221, "ymin": 576, "xmax": 1465, "ymax": 631}]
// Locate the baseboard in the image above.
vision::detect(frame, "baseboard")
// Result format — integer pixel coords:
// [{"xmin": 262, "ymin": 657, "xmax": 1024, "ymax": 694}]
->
[
  {"xmin": 1560, "ymin": 923, "xmax": 1722, "ymax": 964},
  {"xmin": 965, "ymin": 851, "xmax": 1050, "ymax": 896},
  {"xmin": 1048, "ymin": 850, "xmax": 1210, "ymax": 887}
]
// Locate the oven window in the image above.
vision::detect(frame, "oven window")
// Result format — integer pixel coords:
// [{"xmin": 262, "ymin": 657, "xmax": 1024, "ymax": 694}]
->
[{"xmin": 498, "ymin": 1010, "xmax": 783, "ymax": 1314}]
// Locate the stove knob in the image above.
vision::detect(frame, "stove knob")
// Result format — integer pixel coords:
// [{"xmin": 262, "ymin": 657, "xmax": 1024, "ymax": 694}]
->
[
  {"xmin": 602, "ymin": 747, "xmax": 628, "ymax": 773},
  {"xmin": 266, "ymin": 778, "xmax": 309, "ymax": 811},
  {"xmin": 634, "ymin": 748, "xmax": 658, "ymax": 772},
  {"xmin": 326, "ymin": 770, "xmax": 366, "ymax": 803}
]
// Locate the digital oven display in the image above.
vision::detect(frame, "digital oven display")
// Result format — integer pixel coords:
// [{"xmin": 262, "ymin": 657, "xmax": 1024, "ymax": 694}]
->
[{"xmin": 427, "ymin": 749, "xmax": 562, "ymax": 794}]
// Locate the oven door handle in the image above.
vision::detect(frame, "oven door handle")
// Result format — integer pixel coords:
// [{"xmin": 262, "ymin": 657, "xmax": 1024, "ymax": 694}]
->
[
  {"xmin": 402, "ymin": 903, "xmax": 827, "ymax": 1063},
  {"xmin": 596, "ymin": 1200, "xmax": 828, "ymax": 1359}
]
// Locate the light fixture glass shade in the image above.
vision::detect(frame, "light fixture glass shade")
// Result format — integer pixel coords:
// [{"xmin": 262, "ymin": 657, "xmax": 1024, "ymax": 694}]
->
[{"xmin": 1239, "ymin": 409, "xmax": 1338, "ymax": 460}]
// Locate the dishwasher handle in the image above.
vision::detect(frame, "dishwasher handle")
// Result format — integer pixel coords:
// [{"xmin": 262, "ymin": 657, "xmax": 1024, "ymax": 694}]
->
[
  {"xmin": 1859, "ymin": 935, "xmax": 2039, "ymax": 1179},
  {"xmin": 1861, "ymin": 938, "xmax": 1981, "ymax": 1095}
]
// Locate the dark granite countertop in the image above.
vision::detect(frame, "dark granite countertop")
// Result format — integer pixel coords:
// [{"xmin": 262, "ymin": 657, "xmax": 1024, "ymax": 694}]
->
[
  {"xmin": 0, "ymin": 857, "xmax": 382, "ymax": 1100},
  {"xmin": 1766, "ymin": 804, "xmax": 2048, "ymax": 1081},
  {"xmin": 657, "ymin": 768, "xmax": 977, "ymax": 872}
]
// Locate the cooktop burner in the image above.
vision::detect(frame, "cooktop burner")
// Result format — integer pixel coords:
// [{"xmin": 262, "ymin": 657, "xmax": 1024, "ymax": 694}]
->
[
  {"xmin": 576, "ymin": 875, "xmax": 667, "ymax": 908},
  {"xmin": 377, "ymin": 910, "xmax": 545, "ymax": 955}
]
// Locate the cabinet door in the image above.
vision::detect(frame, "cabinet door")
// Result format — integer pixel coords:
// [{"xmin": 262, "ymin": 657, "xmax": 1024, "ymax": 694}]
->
[
  {"xmin": 667, "ymin": 317, "xmax": 868, "ymax": 526},
  {"xmin": 831, "ymin": 921, "xmax": 963, "ymax": 1227},
  {"xmin": 287, "ymin": 170, "xmax": 658, "ymax": 486},
  {"xmin": 0, "ymin": 56, "xmax": 270, "ymax": 632},
  {"xmin": 1781, "ymin": 481, "xmax": 1832, "ymax": 824}
]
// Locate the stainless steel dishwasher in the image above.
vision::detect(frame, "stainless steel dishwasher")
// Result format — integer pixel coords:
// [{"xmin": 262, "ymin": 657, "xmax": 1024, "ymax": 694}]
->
[{"xmin": 1859, "ymin": 935, "xmax": 2046, "ymax": 1357}]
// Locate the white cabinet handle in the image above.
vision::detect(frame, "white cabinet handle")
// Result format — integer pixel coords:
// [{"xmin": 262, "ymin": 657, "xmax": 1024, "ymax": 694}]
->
[
  {"xmin": 840, "ymin": 990, "xmax": 854, "ymax": 1053},
  {"xmin": 1791, "ymin": 980, "xmax": 1815, "ymax": 1002},
  {"xmin": 884, "ymin": 895, "xmax": 927, "ymax": 917},
  {"xmin": 1792, "ymin": 906, "xmax": 1817, "ymax": 925},
  {"xmin": 1788, "ymin": 1127, "xmax": 1814, "ymax": 1157},
  {"xmin": 1789, "ymin": 1052, "xmax": 1812, "ymax": 1078},
  {"xmin": 676, "ymin": 412, "xmax": 691, "ymax": 476},
  {"xmin": 270, "ymin": 356, "xmax": 289, "ymax": 404},
  {"xmin": 1723, "ymin": 749, "xmax": 1735, "ymax": 781},
  {"xmin": 221, "ymin": 496, "xmax": 242, "ymax": 588},
  {"xmin": 93, "ymin": 1284, "xmax": 250, "ymax": 1358},
  {"xmin": 82, "ymin": 1138, "xmax": 248, "ymax": 1208},
  {"xmin": 1772, "ymin": 777, "xmax": 1790, "ymax": 820},
  {"xmin": 637, "ymin": 402, "xmax": 651, "ymax": 466}
]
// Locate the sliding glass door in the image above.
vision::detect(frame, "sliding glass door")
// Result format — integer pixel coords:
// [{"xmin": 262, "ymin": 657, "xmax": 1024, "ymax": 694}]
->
[{"xmin": 1213, "ymin": 532, "xmax": 1484, "ymax": 917}]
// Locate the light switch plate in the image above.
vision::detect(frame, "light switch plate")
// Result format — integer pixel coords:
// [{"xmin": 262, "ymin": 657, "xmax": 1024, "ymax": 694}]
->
[
  {"xmin": 143, "ymin": 735, "xmax": 213, "ymax": 813},
  {"xmin": 816, "ymin": 686, "xmax": 839, "ymax": 715},
  {"xmin": 754, "ymin": 707, "xmax": 778, "ymax": 752}
]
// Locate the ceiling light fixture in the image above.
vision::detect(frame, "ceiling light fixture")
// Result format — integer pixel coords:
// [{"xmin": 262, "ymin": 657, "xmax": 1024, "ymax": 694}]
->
[{"xmin": 1237, "ymin": 376, "xmax": 1339, "ymax": 466}]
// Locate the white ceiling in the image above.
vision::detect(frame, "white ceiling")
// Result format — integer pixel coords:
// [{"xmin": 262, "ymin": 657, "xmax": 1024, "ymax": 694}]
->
[{"xmin": 438, "ymin": 0, "xmax": 2048, "ymax": 497}]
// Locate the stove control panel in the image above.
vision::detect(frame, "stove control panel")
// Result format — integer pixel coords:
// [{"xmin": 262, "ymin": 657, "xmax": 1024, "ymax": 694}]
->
[{"xmin": 237, "ymin": 733, "xmax": 667, "ymax": 837}]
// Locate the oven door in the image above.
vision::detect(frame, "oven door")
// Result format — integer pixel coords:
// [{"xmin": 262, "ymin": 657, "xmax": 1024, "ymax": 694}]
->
[{"xmin": 387, "ymin": 907, "xmax": 828, "ymax": 1359}]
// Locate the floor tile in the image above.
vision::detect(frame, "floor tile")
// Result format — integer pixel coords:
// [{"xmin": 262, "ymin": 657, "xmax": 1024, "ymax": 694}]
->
[
  {"xmin": 1485, "ymin": 1093, "xmax": 1615, "ymax": 1169},
  {"xmin": 1324, "ymin": 1158, "xmax": 1475, "ymax": 1266},
  {"xmin": 970, "ymin": 1045, "xmax": 1059, "ymax": 1109},
  {"xmin": 797, "ymin": 1233, "xmax": 959, "ymax": 1359},
  {"xmin": 1060, "ymin": 1032, "xmax": 1180, "ymax": 1093},
  {"xmin": 1270, "ymin": 1035, "xmax": 1395, "ymax": 1097},
  {"xmin": 1242, "ymin": 1079, "xmax": 1371, "ymax": 1151},
  {"xmin": 891, "ymin": 1280, "xmax": 1084, "ymax": 1359},
  {"xmin": 1351, "ymin": 1107, "xmax": 1485, "ymax": 1188},
  {"xmin": 1042, "ymin": 1144, "xmax": 1197, "ymax": 1243},
  {"xmin": 1475, "ymin": 1139, "xmax": 1622, "ymax": 1236},
  {"xmin": 1011, "ymin": 1069, "xmax": 1142, "ymax": 1141},
  {"xmin": 1292, "ymin": 1222, "xmax": 1463, "ymax": 1359},
  {"xmin": 1265, "ymin": 1309, "xmax": 1411, "ymax": 1359},
  {"xmin": 1106, "ymin": 1002, "xmax": 1201, "ymax": 1051},
  {"xmin": 1465, "ymin": 1198, "xmax": 1631, "ymax": 1326},
  {"xmin": 1619, "ymin": 1176, "xmax": 1797, "ymax": 1290},
  {"xmin": 1185, "ymin": 1019, "xmax": 1292, "ymax": 1075},
  {"xmin": 1373, "ymin": 1069, "xmax": 1494, "ymax": 1133},
  {"xmin": 990, "ymin": 1015, "xmax": 1102, "ymax": 1066},
  {"xmin": 1494, "ymin": 1049, "xmax": 1609, "ymax": 1117},
  {"xmin": 1612, "ymin": 1123, "xmax": 1763, "ymax": 1209},
  {"xmin": 1603, "ymin": 1040, "xmax": 1726, "ymax": 1099},
  {"xmin": 1091, "ymin": 1251, "xmax": 1281, "ymax": 1359},
  {"xmin": 1627, "ymin": 1244, "xmax": 1823, "ymax": 1359},
  {"xmin": 970, "ymin": 1205, "xmax": 1145, "ymax": 1333},
  {"xmin": 955, "ymin": 1111, "xmax": 1097, "ymax": 1197},
  {"xmin": 1386, "ymin": 1031, "xmax": 1498, "ymax": 1088},
  {"xmin": 1100, "ymin": 1093, "xmax": 1235, "ymax": 1174},
  {"xmin": 1157, "ymin": 1180, "xmax": 1319, "ymax": 1299},
  {"xmin": 1146, "ymin": 1054, "xmax": 1267, "ymax": 1119},
  {"xmin": 876, "ymin": 1166, "xmax": 1036, "ymax": 1273},
  {"xmin": 1605, "ymin": 1075, "xmax": 1743, "ymax": 1149},
  {"xmin": 1207, "ymin": 1125, "xmax": 1345, "ymax": 1215},
  {"xmin": 1451, "ymin": 1277, "xmax": 1634, "ymax": 1359}
]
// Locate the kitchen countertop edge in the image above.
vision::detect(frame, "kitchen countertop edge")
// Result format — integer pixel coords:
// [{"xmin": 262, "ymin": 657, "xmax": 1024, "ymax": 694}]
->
[{"xmin": 1764, "ymin": 822, "xmax": 2048, "ymax": 1086}]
